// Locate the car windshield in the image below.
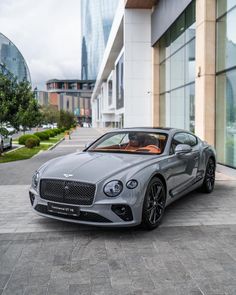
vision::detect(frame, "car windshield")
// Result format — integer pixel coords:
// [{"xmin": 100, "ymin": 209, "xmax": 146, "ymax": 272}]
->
[{"xmin": 87, "ymin": 131, "xmax": 168, "ymax": 155}]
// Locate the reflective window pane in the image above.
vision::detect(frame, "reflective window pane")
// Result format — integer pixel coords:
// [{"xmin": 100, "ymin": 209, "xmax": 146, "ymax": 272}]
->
[
  {"xmin": 159, "ymin": 30, "xmax": 171, "ymax": 62},
  {"xmin": 185, "ymin": 84, "xmax": 195, "ymax": 132},
  {"xmin": 186, "ymin": 1, "xmax": 196, "ymax": 28},
  {"xmin": 216, "ymin": 70, "xmax": 236, "ymax": 167},
  {"xmin": 170, "ymin": 48, "xmax": 185, "ymax": 89},
  {"xmin": 217, "ymin": 8, "xmax": 236, "ymax": 72},
  {"xmin": 170, "ymin": 87, "xmax": 185, "ymax": 129},
  {"xmin": 185, "ymin": 39, "xmax": 195, "ymax": 84},
  {"xmin": 160, "ymin": 93, "xmax": 170, "ymax": 127},
  {"xmin": 170, "ymin": 13, "xmax": 185, "ymax": 53},
  {"xmin": 160, "ymin": 59, "xmax": 170, "ymax": 93},
  {"xmin": 217, "ymin": 0, "xmax": 236, "ymax": 17}
]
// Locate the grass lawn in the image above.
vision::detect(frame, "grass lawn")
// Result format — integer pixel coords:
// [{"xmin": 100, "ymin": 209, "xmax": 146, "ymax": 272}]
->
[
  {"xmin": 1, "ymin": 133, "xmax": 65, "ymax": 163},
  {"xmin": 40, "ymin": 133, "xmax": 65, "ymax": 145},
  {"xmin": 0, "ymin": 145, "xmax": 52, "ymax": 163}
]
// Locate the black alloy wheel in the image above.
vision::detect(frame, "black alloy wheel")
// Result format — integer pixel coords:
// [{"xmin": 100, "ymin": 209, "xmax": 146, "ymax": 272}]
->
[
  {"xmin": 142, "ymin": 177, "xmax": 166, "ymax": 230},
  {"xmin": 200, "ymin": 158, "xmax": 215, "ymax": 193}
]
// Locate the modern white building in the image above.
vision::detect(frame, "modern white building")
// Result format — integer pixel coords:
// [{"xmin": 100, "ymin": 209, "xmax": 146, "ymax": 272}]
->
[
  {"xmin": 91, "ymin": 0, "xmax": 153, "ymax": 128},
  {"xmin": 92, "ymin": 0, "xmax": 236, "ymax": 169}
]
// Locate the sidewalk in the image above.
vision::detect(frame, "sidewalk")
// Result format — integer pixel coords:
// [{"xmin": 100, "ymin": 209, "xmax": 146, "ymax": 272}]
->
[{"xmin": 216, "ymin": 164, "xmax": 236, "ymax": 181}]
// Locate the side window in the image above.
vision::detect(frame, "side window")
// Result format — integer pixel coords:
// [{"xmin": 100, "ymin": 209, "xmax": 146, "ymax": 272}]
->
[{"xmin": 187, "ymin": 134, "xmax": 198, "ymax": 146}]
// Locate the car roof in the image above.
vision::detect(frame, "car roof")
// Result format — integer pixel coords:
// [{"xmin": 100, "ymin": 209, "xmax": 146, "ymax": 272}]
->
[{"xmin": 105, "ymin": 127, "xmax": 190, "ymax": 135}]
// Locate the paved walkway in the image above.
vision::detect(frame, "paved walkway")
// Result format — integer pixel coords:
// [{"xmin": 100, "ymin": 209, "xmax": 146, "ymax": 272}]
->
[{"xmin": 0, "ymin": 128, "xmax": 236, "ymax": 294}]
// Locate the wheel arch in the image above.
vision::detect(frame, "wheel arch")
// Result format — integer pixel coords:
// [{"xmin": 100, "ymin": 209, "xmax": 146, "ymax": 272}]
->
[
  {"xmin": 206, "ymin": 152, "xmax": 216, "ymax": 168},
  {"xmin": 150, "ymin": 173, "xmax": 167, "ymax": 196}
]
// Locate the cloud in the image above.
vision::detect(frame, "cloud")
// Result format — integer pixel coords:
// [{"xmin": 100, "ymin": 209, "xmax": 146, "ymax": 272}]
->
[{"xmin": 0, "ymin": 0, "xmax": 81, "ymax": 90}]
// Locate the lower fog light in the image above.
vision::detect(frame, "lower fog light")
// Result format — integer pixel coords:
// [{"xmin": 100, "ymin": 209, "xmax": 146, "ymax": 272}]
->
[
  {"xmin": 29, "ymin": 192, "xmax": 35, "ymax": 206},
  {"xmin": 111, "ymin": 205, "xmax": 133, "ymax": 221}
]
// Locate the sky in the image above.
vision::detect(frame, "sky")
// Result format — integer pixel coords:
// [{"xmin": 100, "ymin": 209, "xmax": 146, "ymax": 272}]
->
[{"xmin": 0, "ymin": 0, "xmax": 82, "ymax": 90}]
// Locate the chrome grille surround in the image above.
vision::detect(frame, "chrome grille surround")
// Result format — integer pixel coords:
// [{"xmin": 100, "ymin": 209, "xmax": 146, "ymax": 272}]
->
[{"xmin": 40, "ymin": 179, "xmax": 96, "ymax": 205}]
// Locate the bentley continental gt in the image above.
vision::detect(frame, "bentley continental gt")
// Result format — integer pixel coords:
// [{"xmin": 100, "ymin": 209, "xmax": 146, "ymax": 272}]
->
[{"xmin": 29, "ymin": 128, "xmax": 216, "ymax": 229}]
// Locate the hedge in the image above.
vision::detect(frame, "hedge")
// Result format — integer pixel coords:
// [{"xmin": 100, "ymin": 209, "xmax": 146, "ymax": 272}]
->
[
  {"xmin": 34, "ymin": 132, "xmax": 50, "ymax": 141},
  {"xmin": 25, "ymin": 138, "xmax": 39, "ymax": 148},
  {"xmin": 18, "ymin": 134, "xmax": 40, "ymax": 146}
]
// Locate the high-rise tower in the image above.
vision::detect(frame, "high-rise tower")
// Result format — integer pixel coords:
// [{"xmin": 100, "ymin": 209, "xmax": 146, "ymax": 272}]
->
[{"xmin": 81, "ymin": 0, "xmax": 119, "ymax": 80}]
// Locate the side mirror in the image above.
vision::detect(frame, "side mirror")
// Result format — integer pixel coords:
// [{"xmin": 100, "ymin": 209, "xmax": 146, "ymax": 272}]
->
[{"xmin": 175, "ymin": 144, "xmax": 192, "ymax": 156}]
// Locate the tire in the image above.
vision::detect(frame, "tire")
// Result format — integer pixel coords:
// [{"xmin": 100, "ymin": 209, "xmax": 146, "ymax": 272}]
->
[
  {"xmin": 9, "ymin": 139, "xmax": 12, "ymax": 149},
  {"xmin": 199, "ymin": 157, "xmax": 215, "ymax": 193},
  {"xmin": 142, "ymin": 177, "xmax": 166, "ymax": 230}
]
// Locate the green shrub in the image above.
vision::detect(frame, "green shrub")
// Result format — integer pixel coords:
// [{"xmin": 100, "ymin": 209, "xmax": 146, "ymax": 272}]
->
[
  {"xmin": 51, "ymin": 129, "xmax": 58, "ymax": 136},
  {"xmin": 61, "ymin": 127, "xmax": 67, "ymax": 132},
  {"xmin": 55, "ymin": 128, "xmax": 61, "ymax": 134},
  {"xmin": 18, "ymin": 134, "xmax": 40, "ymax": 146},
  {"xmin": 43, "ymin": 130, "xmax": 55, "ymax": 138},
  {"xmin": 25, "ymin": 138, "xmax": 38, "ymax": 148},
  {"xmin": 34, "ymin": 132, "xmax": 50, "ymax": 141}
]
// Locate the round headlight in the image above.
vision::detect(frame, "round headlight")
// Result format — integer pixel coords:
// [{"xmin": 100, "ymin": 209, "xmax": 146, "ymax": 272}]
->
[
  {"xmin": 32, "ymin": 171, "xmax": 40, "ymax": 189},
  {"xmin": 104, "ymin": 180, "xmax": 123, "ymax": 197},
  {"xmin": 126, "ymin": 179, "xmax": 138, "ymax": 189}
]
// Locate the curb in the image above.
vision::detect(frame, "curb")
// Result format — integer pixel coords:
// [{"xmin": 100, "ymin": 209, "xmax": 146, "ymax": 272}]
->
[
  {"xmin": 4, "ymin": 145, "xmax": 24, "ymax": 154},
  {"xmin": 32, "ymin": 149, "xmax": 44, "ymax": 158},
  {"xmin": 48, "ymin": 137, "xmax": 65, "ymax": 151}
]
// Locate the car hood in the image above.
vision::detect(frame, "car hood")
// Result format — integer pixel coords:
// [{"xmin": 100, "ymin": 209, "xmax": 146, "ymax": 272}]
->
[{"xmin": 40, "ymin": 152, "xmax": 161, "ymax": 183}]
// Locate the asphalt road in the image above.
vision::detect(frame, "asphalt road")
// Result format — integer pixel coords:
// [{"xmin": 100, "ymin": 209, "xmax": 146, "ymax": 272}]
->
[{"xmin": 0, "ymin": 128, "xmax": 236, "ymax": 295}]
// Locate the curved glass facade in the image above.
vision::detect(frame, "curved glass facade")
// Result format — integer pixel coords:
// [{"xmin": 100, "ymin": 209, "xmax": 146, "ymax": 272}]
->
[
  {"xmin": 0, "ymin": 33, "xmax": 31, "ymax": 82},
  {"xmin": 81, "ymin": 0, "xmax": 119, "ymax": 80}
]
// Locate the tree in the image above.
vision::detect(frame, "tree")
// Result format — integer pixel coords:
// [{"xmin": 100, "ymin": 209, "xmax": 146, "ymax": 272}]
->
[
  {"xmin": 58, "ymin": 110, "xmax": 76, "ymax": 130},
  {"xmin": 17, "ymin": 98, "xmax": 42, "ymax": 132},
  {"xmin": 0, "ymin": 73, "xmax": 41, "ymax": 132},
  {"xmin": 0, "ymin": 73, "xmax": 17, "ymax": 126},
  {"xmin": 40, "ymin": 105, "xmax": 59, "ymax": 125}
]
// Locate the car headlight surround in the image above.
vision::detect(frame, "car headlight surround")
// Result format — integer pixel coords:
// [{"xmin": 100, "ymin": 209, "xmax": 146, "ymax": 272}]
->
[
  {"xmin": 32, "ymin": 171, "xmax": 40, "ymax": 190},
  {"xmin": 103, "ymin": 180, "xmax": 123, "ymax": 197},
  {"xmin": 126, "ymin": 179, "xmax": 138, "ymax": 189}
]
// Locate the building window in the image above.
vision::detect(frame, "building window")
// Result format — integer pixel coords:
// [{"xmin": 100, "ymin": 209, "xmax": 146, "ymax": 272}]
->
[
  {"xmin": 216, "ymin": 1, "xmax": 236, "ymax": 167},
  {"xmin": 116, "ymin": 54, "xmax": 124, "ymax": 110},
  {"xmin": 108, "ymin": 80, "xmax": 112, "ymax": 106},
  {"xmin": 158, "ymin": 0, "xmax": 196, "ymax": 132}
]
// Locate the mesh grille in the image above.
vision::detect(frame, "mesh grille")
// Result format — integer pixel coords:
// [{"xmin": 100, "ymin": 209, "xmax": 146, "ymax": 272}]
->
[{"xmin": 40, "ymin": 179, "xmax": 96, "ymax": 205}]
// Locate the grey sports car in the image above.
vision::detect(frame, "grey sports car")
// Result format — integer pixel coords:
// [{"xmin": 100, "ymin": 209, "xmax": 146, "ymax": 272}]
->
[{"xmin": 29, "ymin": 128, "xmax": 216, "ymax": 229}]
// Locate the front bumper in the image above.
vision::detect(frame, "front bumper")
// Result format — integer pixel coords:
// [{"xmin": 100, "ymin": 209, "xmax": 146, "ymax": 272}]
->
[{"xmin": 29, "ymin": 188, "xmax": 142, "ymax": 227}]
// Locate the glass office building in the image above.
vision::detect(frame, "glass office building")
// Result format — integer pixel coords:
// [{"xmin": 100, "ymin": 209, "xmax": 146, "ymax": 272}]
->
[
  {"xmin": 216, "ymin": 0, "xmax": 236, "ymax": 167},
  {"xmin": 81, "ymin": 0, "xmax": 119, "ymax": 80},
  {"xmin": 0, "ymin": 33, "xmax": 31, "ymax": 82}
]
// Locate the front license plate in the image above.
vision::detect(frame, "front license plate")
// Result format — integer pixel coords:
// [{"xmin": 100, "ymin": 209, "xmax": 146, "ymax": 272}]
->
[{"xmin": 47, "ymin": 203, "xmax": 80, "ymax": 216}]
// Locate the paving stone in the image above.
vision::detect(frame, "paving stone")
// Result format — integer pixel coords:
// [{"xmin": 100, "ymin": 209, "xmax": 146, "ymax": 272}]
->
[
  {"xmin": 69, "ymin": 284, "xmax": 91, "ymax": 295},
  {"xmin": 0, "ymin": 275, "xmax": 10, "ymax": 290},
  {"xmin": 0, "ymin": 128, "xmax": 236, "ymax": 294},
  {"xmin": 23, "ymin": 285, "xmax": 48, "ymax": 295},
  {"xmin": 47, "ymin": 279, "xmax": 69, "ymax": 295}
]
